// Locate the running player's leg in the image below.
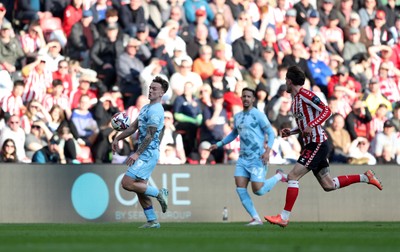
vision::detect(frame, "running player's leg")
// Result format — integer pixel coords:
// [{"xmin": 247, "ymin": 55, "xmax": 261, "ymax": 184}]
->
[
  {"xmin": 235, "ymin": 176, "xmax": 262, "ymax": 225},
  {"xmin": 137, "ymin": 192, "xmax": 160, "ymax": 228},
  {"xmin": 316, "ymin": 167, "xmax": 383, "ymax": 191}
]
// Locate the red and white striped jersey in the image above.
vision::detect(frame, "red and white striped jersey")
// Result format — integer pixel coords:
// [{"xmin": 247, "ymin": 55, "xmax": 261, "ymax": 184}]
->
[
  {"xmin": 379, "ymin": 78, "xmax": 400, "ymax": 104},
  {"xmin": 1, "ymin": 94, "xmax": 24, "ymax": 116},
  {"xmin": 42, "ymin": 93, "xmax": 71, "ymax": 112},
  {"xmin": 292, "ymin": 88, "xmax": 332, "ymax": 144},
  {"xmin": 23, "ymin": 69, "xmax": 53, "ymax": 103}
]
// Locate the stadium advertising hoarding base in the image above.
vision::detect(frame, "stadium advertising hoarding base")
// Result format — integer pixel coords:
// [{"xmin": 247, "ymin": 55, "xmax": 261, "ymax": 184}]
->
[{"xmin": 0, "ymin": 164, "xmax": 398, "ymax": 223}]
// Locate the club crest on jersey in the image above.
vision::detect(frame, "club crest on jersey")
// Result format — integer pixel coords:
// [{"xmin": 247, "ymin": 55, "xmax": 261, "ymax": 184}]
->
[{"xmin": 312, "ymin": 96, "xmax": 321, "ymax": 105}]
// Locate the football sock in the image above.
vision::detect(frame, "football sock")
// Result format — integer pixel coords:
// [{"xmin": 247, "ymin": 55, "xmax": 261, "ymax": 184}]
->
[
  {"xmin": 255, "ymin": 175, "xmax": 280, "ymax": 196},
  {"xmin": 236, "ymin": 187, "xmax": 259, "ymax": 220},
  {"xmin": 282, "ymin": 180, "xmax": 299, "ymax": 219},
  {"xmin": 144, "ymin": 186, "xmax": 159, "ymax": 197},
  {"xmin": 143, "ymin": 206, "xmax": 157, "ymax": 222},
  {"xmin": 333, "ymin": 175, "xmax": 361, "ymax": 189}
]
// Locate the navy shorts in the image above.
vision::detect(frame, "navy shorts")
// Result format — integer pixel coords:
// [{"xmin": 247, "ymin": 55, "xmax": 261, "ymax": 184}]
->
[{"xmin": 297, "ymin": 141, "xmax": 329, "ymax": 176}]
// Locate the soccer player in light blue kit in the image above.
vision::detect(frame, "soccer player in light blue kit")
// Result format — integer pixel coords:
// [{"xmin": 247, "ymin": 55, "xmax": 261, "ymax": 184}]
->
[
  {"xmin": 210, "ymin": 87, "xmax": 287, "ymax": 225},
  {"xmin": 112, "ymin": 76, "xmax": 169, "ymax": 229}
]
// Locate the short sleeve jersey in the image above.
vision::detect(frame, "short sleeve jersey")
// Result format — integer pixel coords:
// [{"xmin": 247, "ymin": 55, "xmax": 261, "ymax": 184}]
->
[{"xmin": 137, "ymin": 103, "xmax": 164, "ymax": 150}]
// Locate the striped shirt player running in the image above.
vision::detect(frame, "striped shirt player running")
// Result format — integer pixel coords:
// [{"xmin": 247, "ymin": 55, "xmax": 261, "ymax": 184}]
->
[
  {"xmin": 210, "ymin": 87, "xmax": 288, "ymax": 226},
  {"xmin": 264, "ymin": 66, "xmax": 383, "ymax": 228},
  {"xmin": 112, "ymin": 76, "xmax": 169, "ymax": 229}
]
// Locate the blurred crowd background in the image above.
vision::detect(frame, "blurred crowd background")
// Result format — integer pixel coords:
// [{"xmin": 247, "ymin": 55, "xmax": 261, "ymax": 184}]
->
[{"xmin": 0, "ymin": 0, "xmax": 399, "ymax": 166}]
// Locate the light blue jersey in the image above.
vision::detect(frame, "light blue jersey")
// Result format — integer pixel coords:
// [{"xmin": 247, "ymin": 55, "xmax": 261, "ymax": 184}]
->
[
  {"xmin": 126, "ymin": 103, "xmax": 164, "ymax": 180},
  {"xmin": 137, "ymin": 103, "xmax": 164, "ymax": 150},
  {"xmin": 220, "ymin": 107, "xmax": 275, "ymax": 160}
]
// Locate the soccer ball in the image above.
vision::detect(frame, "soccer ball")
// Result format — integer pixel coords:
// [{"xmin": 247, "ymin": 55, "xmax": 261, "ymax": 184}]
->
[{"xmin": 111, "ymin": 112, "xmax": 130, "ymax": 131}]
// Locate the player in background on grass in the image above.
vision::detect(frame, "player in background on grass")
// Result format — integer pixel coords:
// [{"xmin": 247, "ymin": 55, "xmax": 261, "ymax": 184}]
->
[
  {"xmin": 112, "ymin": 76, "xmax": 169, "ymax": 229},
  {"xmin": 264, "ymin": 66, "xmax": 383, "ymax": 228},
  {"xmin": 210, "ymin": 87, "xmax": 288, "ymax": 226}
]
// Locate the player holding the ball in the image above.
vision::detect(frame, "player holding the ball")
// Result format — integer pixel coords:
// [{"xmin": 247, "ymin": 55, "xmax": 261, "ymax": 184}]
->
[{"xmin": 112, "ymin": 76, "xmax": 169, "ymax": 229}]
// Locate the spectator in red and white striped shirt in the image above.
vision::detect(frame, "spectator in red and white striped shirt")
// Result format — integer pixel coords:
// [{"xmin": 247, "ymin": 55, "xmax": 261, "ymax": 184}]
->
[
  {"xmin": 43, "ymin": 79, "xmax": 71, "ymax": 118},
  {"xmin": 21, "ymin": 56, "xmax": 53, "ymax": 103},
  {"xmin": 1, "ymin": 80, "xmax": 25, "ymax": 117}
]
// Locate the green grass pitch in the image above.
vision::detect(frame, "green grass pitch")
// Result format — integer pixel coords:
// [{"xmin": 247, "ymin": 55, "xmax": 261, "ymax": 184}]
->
[{"xmin": 1, "ymin": 222, "xmax": 399, "ymax": 252}]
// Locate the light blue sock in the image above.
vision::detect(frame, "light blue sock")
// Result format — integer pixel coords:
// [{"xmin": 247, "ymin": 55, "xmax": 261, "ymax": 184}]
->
[
  {"xmin": 144, "ymin": 186, "xmax": 159, "ymax": 197},
  {"xmin": 143, "ymin": 206, "xmax": 157, "ymax": 222},
  {"xmin": 236, "ymin": 187, "xmax": 258, "ymax": 219},
  {"xmin": 255, "ymin": 175, "xmax": 280, "ymax": 196}
]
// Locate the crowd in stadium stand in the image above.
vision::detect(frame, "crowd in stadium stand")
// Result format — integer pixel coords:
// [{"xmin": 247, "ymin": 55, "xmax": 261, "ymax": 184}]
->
[{"xmin": 0, "ymin": 0, "xmax": 400, "ymax": 165}]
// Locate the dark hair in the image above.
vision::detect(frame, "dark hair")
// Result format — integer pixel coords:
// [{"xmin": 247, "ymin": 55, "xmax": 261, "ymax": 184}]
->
[
  {"xmin": 52, "ymin": 79, "xmax": 63, "ymax": 87},
  {"xmin": 153, "ymin": 76, "xmax": 169, "ymax": 93},
  {"xmin": 242, "ymin": 87, "xmax": 256, "ymax": 97},
  {"xmin": 1, "ymin": 138, "xmax": 17, "ymax": 162},
  {"xmin": 286, "ymin": 65, "xmax": 305, "ymax": 86},
  {"xmin": 14, "ymin": 80, "xmax": 25, "ymax": 87}
]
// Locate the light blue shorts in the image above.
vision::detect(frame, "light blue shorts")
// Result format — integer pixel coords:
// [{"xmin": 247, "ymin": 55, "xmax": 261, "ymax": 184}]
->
[
  {"xmin": 235, "ymin": 157, "xmax": 268, "ymax": 182},
  {"xmin": 125, "ymin": 149, "xmax": 159, "ymax": 180}
]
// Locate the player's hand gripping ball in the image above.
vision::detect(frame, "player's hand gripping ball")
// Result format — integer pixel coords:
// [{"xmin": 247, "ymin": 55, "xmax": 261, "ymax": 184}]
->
[{"xmin": 111, "ymin": 112, "xmax": 130, "ymax": 131}]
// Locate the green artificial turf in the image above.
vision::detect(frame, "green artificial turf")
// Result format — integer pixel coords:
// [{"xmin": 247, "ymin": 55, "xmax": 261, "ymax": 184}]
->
[{"xmin": 0, "ymin": 222, "xmax": 398, "ymax": 252}]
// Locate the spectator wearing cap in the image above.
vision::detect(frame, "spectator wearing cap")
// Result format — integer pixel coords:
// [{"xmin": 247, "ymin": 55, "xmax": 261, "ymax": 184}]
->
[
  {"xmin": 66, "ymin": 9, "xmax": 99, "ymax": 68},
  {"xmin": 0, "ymin": 3, "xmax": 12, "ymax": 31},
  {"xmin": 307, "ymin": 43, "xmax": 333, "ymax": 97},
  {"xmin": 327, "ymin": 65, "xmax": 361, "ymax": 99},
  {"xmin": 223, "ymin": 79, "xmax": 245, "ymax": 120},
  {"xmin": 156, "ymin": 19, "xmax": 187, "ymax": 58},
  {"xmin": 300, "ymin": 9, "xmax": 321, "ymax": 47},
  {"xmin": 223, "ymin": 60, "xmax": 242, "ymax": 91},
  {"xmin": 170, "ymin": 55, "xmax": 203, "ymax": 97},
  {"xmin": 0, "ymin": 22, "xmax": 24, "ymax": 73},
  {"xmin": 358, "ymin": 0, "xmax": 378, "ymax": 28},
  {"xmin": 293, "ymin": 0, "xmax": 315, "ymax": 27},
  {"xmin": 173, "ymin": 81, "xmax": 203, "ymax": 157},
  {"xmin": 345, "ymin": 100, "xmax": 373, "ymax": 141},
  {"xmin": 180, "ymin": 6, "xmax": 209, "ymax": 39},
  {"xmin": 199, "ymin": 88, "xmax": 228, "ymax": 163},
  {"xmin": 32, "ymin": 134, "xmax": 64, "ymax": 164},
  {"xmin": 363, "ymin": 9, "xmax": 394, "ymax": 47},
  {"xmin": 186, "ymin": 141, "xmax": 216, "ymax": 164},
  {"xmin": 62, "ymin": 0, "xmax": 83, "ymax": 38},
  {"xmin": 183, "ymin": 0, "xmax": 214, "ymax": 26},
  {"xmin": 90, "ymin": 21, "xmax": 124, "ymax": 90},
  {"xmin": 319, "ymin": 11, "xmax": 344, "ymax": 55},
  {"xmin": 362, "ymin": 77, "xmax": 392, "ymax": 116},
  {"xmin": 115, "ymin": 38, "xmax": 144, "ymax": 107},
  {"xmin": 69, "ymin": 74, "xmax": 99, "ymax": 110},
  {"xmin": 96, "ymin": 9, "xmax": 125, "ymax": 41},
  {"xmin": 119, "ymin": 0, "xmax": 146, "ymax": 38},
  {"xmin": 318, "ymin": 0, "xmax": 336, "ymax": 27},
  {"xmin": 370, "ymin": 120, "xmax": 400, "ymax": 161},
  {"xmin": 232, "ymin": 25, "xmax": 263, "ymax": 69},
  {"xmin": 211, "ymin": 43, "xmax": 229, "ymax": 71},
  {"xmin": 342, "ymin": 27, "xmax": 367, "ymax": 63},
  {"xmin": 343, "ymin": 11, "xmax": 363, "ymax": 42}
]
